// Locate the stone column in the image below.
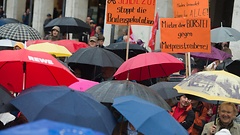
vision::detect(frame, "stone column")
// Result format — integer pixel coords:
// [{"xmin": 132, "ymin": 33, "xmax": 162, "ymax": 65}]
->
[
  {"xmin": 65, "ymin": 0, "xmax": 88, "ymax": 21},
  {"xmin": 32, "ymin": 0, "xmax": 54, "ymax": 37},
  {"xmin": 230, "ymin": 0, "xmax": 240, "ymax": 60},
  {"xmin": 6, "ymin": 0, "xmax": 26, "ymax": 21}
]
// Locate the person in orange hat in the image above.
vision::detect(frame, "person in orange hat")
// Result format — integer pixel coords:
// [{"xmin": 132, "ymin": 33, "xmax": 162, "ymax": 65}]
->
[{"xmin": 13, "ymin": 42, "xmax": 24, "ymax": 50}]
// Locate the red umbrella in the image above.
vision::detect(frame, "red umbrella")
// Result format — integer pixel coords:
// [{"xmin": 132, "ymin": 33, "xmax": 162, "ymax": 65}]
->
[
  {"xmin": 113, "ymin": 52, "xmax": 184, "ymax": 81},
  {"xmin": 0, "ymin": 49, "xmax": 78, "ymax": 92},
  {"xmin": 52, "ymin": 40, "xmax": 88, "ymax": 53},
  {"xmin": 26, "ymin": 40, "xmax": 50, "ymax": 47}
]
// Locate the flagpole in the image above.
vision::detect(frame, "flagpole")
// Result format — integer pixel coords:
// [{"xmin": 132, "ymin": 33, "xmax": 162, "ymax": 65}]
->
[
  {"xmin": 185, "ymin": 53, "xmax": 189, "ymax": 77},
  {"xmin": 126, "ymin": 24, "xmax": 130, "ymax": 61}
]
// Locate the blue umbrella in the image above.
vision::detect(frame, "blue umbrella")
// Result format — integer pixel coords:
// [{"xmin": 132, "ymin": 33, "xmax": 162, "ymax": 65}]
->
[
  {"xmin": 0, "ymin": 119, "xmax": 104, "ymax": 135},
  {"xmin": 10, "ymin": 85, "xmax": 116, "ymax": 135},
  {"xmin": 112, "ymin": 95, "xmax": 188, "ymax": 135}
]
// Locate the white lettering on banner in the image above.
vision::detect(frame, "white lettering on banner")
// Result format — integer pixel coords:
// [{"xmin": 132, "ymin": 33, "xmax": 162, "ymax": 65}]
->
[{"xmin": 28, "ymin": 56, "xmax": 54, "ymax": 65}]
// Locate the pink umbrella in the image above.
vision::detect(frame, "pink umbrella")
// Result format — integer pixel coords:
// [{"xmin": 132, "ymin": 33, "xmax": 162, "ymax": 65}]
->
[{"xmin": 69, "ymin": 78, "xmax": 99, "ymax": 92}]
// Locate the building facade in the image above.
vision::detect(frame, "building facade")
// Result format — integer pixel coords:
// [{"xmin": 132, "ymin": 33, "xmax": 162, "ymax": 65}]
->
[{"xmin": 2, "ymin": 0, "xmax": 239, "ymax": 59}]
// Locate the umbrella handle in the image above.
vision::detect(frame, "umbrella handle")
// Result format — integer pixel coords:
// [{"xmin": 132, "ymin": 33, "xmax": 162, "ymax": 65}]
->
[{"xmin": 214, "ymin": 101, "xmax": 219, "ymax": 125}]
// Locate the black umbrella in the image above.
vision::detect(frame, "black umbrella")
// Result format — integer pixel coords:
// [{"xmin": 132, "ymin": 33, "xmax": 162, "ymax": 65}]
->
[
  {"xmin": 0, "ymin": 23, "xmax": 41, "ymax": 41},
  {"xmin": 105, "ymin": 42, "xmax": 148, "ymax": 60},
  {"xmin": 226, "ymin": 59, "xmax": 240, "ymax": 77},
  {"xmin": 171, "ymin": 54, "xmax": 196, "ymax": 65},
  {"xmin": 67, "ymin": 47, "xmax": 124, "ymax": 68},
  {"xmin": 215, "ymin": 58, "xmax": 233, "ymax": 70},
  {"xmin": 0, "ymin": 85, "xmax": 16, "ymax": 113},
  {"xmin": 44, "ymin": 17, "xmax": 90, "ymax": 33},
  {"xmin": 10, "ymin": 85, "xmax": 116, "ymax": 135},
  {"xmin": 149, "ymin": 82, "xmax": 182, "ymax": 99},
  {"xmin": 86, "ymin": 80, "xmax": 171, "ymax": 110},
  {"xmin": 0, "ymin": 18, "xmax": 20, "ymax": 26}
]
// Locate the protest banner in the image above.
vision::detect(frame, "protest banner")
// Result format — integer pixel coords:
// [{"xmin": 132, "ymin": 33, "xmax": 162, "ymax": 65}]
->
[
  {"xmin": 173, "ymin": 0, "xmax": 209, "ymax": 18},
  {"xmin": 106, "ymin": 0, "xmax": 156, "ymax": 26},
  {"xmin": 160, "ymin": 17, "xmax": 211, "ymax": 53}
]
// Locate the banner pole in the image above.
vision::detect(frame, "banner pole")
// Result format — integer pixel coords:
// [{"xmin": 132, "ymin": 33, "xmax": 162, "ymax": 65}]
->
[
  {"xmin": 187, "ymin": 52, "xmax": 191, "ymax": 76},
  {"xmin": 126, "ymin": 24, "xmax": 130, "ymax": 61},
  {"xmin": 185, "ymin": 53, "xmax": 189, "ymax": 77}
]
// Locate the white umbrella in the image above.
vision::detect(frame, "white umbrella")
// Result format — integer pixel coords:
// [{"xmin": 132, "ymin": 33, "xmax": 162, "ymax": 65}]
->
[
  {"xmin": 211, "ymin": 26, "xmax": 240, "ymax": 43},
  {"xmin": 0, "ymin": 39, "xmax": 16, "ymax": 47},
  {"xmin": 0, "ymin": 112, "xmax": 15, "ymax": 125}
]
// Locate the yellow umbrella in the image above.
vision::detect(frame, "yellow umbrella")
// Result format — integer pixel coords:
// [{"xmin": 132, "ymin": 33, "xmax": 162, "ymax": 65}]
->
[
  {"xmin": 26, "ymin": 42, "xmax": 72, "ymax": 57},
  {"xmin": 174, "ymin": 70, "xmax": 240, "ymax": 104}
]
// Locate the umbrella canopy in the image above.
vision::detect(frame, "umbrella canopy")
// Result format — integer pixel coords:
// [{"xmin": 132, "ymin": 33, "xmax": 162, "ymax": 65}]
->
[
  {"xmin": 52, "ymin": 39, "xmax": 88, "ymax": 53},
  {"xmin": 0, "ymin": 18, "xmax": 20, "ymax": 26},
  {"xmin": 226, "ymin": 59, "xmax": 240, "ymax": 77},
  {"xmin": 113, "ymin": 52, "xmax": 184, "ymax": 81},
  {"xmin": 67, "ymin": 47, "xmax": 124, "ymax": 68},
  {"xmin": 86, "ymin": 80, "xmax": 171, "ymax": 110},
  {"xmin": 0, "ymin": 119, "xmax": 104, "ymax": 135},
  {"xmin": 0, "ymin": 39, "xmax": 16, "ymax": 47},
  {"xmin": 105, "ymin": 42, "xmax": 148, "ymax": 60},
  {"xmin": 112, "ymin": 95, "xmax": 188, "ymax": 135},
  {"xmin": 0, "ymin": 85, "xmax": 16, "ymax": 113},
  {"xmin": 26, "ymin": 42, "xmax": 72, "ymax": 57},
  {"xmin": 149, "ymin": 82, "xmax": 182, "ymax": 99},
  {"xmin": 215, "ymin": 58, "xmax": 233, "ymax": 70},
  {"xmin": 69, "ymin": 78, "xmax": 99, "ymax": 92},
  {"xmin": 44, "ymin": 17, "xmax": 90, "ymax": 33},
  {"xmin": 172, "ymin": 53, "xmax": 195, "ymax": 65},
  {"xmin": 26, "ymin": 40, "xmax": 50, "ymax": 47},
  {"xmin": 211, "ymin": 26, "xmax": 240, "ymax": 43},
  {"xmin": 10, "ymin": 85, "xmax": 116, "ymax": 135},
  {"xmin": 0, "ymin": 49, "xmax": 77, "ymax": 92},
  {"xmin": 0, "ymin": 23, "xmax": 41, "ymax": 41},
  {"xmin": 174, "ymin": 70, "xmax": 240, "ymax": 104},
  {"xmin": 190, "ymin": 46, "xmax": 232, "ymax": 60}
]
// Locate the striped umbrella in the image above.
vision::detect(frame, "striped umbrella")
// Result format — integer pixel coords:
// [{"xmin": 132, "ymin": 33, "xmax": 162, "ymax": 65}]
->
[{"xmin": 0, "ymin": 23, "xmax": 41, "ymax": 41}]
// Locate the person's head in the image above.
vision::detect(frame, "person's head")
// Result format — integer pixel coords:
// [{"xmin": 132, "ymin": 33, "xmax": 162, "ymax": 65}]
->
[
  {"xmin": 0, "ymin": 6, "xmax": 3, "ymax": 11},
  {"xmin": 137, "ymin": 39, "xmax": 144, "ymax": 46},
  {"xmin": 86, "ymin": 16, "xmax": 91, "ymax": 24},
  {"xmin": 26, "ymin": 8, "xmax": 30, "ymax": 14},
  {"xmin": 222, "ymin": 42, "xmax": 229, "ymax": 48},
  {"xmin": 73, "ymin": 68, "xmax": 81, "ymax": 78},
  {"xmin": 122, "ymin": 29, "xmax": 128, "ymax": 36},
  {"xmin": 218, "ymin": 102, "xmax": 238, "ymax": 125},
  {"xmin": 98, "ymin": 35, "xmax": 105, "ymax": 46},
  {"xmin": 179, "ymin": 94, "xmax": 192, "ymax": 108},
  {"xmin": 90, "ymin": 20, "xmax": 95, "ymax": 28},
  {"xmin": 51, "ymin": 26, "xmax": 60, "ymax": 37},
  {"xmin": 101, "ymin": 67, "xmax": 116, "ymax": 80},
  {"xmin": 47, "ymin": 13, "xmax": 52, "ymax": 19},
  {"xmin": 95, "ymin": 26, "xmax": 102, "ymax": 34},
  {"xmin": 88, "ymin": 36, "xmax": 97, "ymax": 47},
  {"xmin": 14, "ymin": 42, "xmax": 24, "ymax": 50}
]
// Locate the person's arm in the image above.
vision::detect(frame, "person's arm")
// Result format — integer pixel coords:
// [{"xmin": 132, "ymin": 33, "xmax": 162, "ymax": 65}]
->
[
  {"xmin": 193, "ymin": 107, "xmax": 208, "ymax": 132},
  {"xmin": 180, "ymin": 110, "xmax": 195, "ymax": 130}
]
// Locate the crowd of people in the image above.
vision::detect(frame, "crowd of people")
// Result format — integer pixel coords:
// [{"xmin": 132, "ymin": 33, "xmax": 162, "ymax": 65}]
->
[{"xmin": 0, "ymin": 8, "xmax": 240, "ymax": 134}]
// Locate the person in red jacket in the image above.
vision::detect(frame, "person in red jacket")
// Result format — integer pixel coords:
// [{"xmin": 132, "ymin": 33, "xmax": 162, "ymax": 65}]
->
[{"xmin": 170, "ymin": 94, "xmax": 195, "ymax": 134}]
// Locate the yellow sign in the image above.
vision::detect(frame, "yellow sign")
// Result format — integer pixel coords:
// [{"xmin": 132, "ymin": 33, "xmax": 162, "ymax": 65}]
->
[
  {"xmin": 106, "ymin": 0, "xmax": 156, "ymax": 26},
  {"xmin": 173, "ymin": 0, "xmax": 209, "ymax": 18},
  {"xmin": 160, "ymin": 18, "xmax": 211, "ymax": 53}
]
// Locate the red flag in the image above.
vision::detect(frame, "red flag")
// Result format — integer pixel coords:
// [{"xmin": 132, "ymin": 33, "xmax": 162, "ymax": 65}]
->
[
  {"xmin": 148, "ymin": 13, "xmax": 159, "ymax": 51},
  {"xmin": 129, "ymin": 26, "xmax": 136, "ymax": 43}
]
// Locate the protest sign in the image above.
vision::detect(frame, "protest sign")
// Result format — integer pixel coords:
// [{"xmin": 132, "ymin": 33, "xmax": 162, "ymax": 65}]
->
[
  {"xmin": 173, "ymin": 0, "xmax": 209, "ymax": 18},
  {"xmin": 106, "ymin": 0, "xmax": 156, "ymax": 26},
  {"xmin": 160, "ymin": 17, "xmax": 211, "ymax": 53}
]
